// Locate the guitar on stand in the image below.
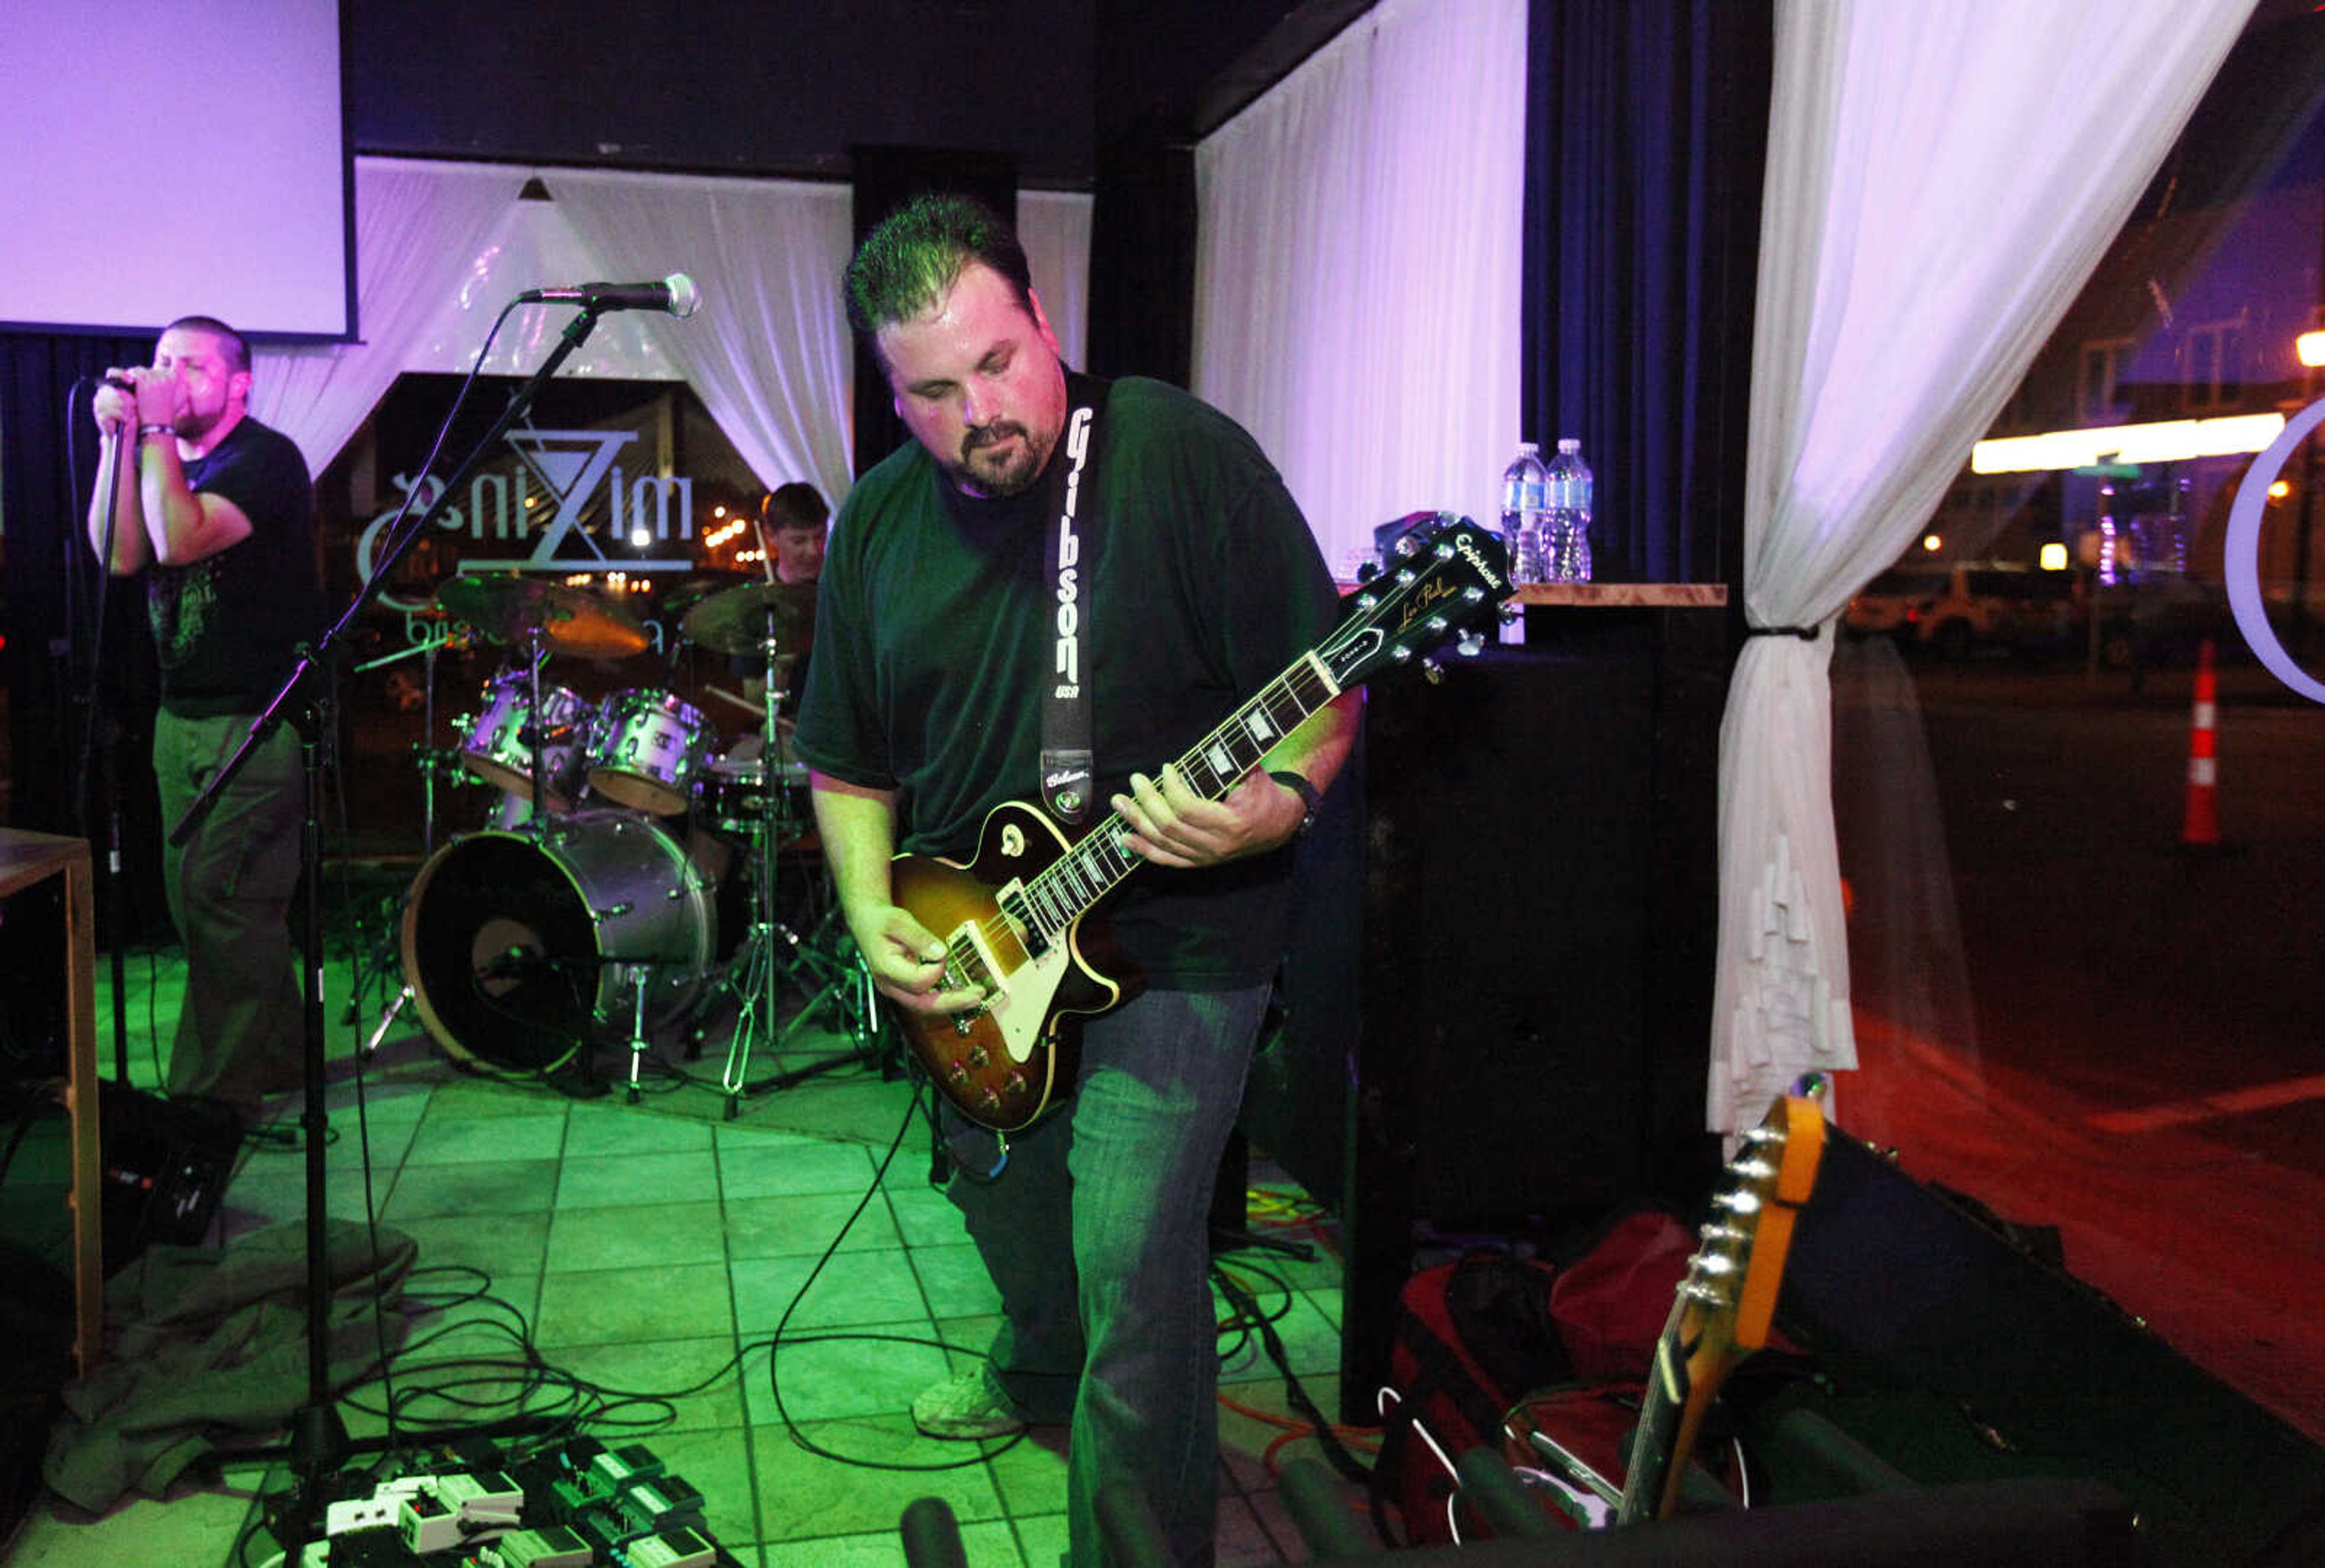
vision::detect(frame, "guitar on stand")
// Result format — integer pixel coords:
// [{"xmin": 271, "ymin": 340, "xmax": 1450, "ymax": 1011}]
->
[
  {"xmin": 679, "ymin": 580, "xmax": 880, "ymax": 1117},
  {"xmin": 889, "ymin": 513, "xmax": 1514, "ymax": 1133}
]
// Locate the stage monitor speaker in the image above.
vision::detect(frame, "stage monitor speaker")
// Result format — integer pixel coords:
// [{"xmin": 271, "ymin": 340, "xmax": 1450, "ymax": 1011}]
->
[
  {"xmin": 1772, "ymin": 1127, "xmax": 2325, "ymax": 1568},
  {"xmin": 97, "ymin": 1083, "xmax": 241, "ymax": 1260}
]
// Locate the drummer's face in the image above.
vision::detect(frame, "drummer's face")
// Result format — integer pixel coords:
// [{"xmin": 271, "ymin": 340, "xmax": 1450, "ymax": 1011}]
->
[{"xmin": 772, "ymin": 522, "xmax": 825, "ymax": 585}]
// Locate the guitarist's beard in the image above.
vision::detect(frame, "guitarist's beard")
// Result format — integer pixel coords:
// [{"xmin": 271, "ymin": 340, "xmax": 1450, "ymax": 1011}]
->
[{"xmin": 945, "ymin": 418, "xmax": 1055, "ymax": 498}]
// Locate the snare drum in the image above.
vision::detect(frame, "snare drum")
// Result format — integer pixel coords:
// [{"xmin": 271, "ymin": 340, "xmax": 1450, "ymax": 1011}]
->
[
  {"xmin": 458, "ymin": 668, "xmax": 591, "ymax": 811},
  {"xmin": 693, "ymin": 752, "xmax": 811, "ymax": 839},
  {"xmin": 587, "ymin": 690, "xmax": 710, "ymax": 816}
]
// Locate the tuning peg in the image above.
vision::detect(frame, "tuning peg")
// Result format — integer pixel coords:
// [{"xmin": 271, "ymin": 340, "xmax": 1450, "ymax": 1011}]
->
[{"xmin": 1456, "ymin": 629, "xmax": 1485, "ymax": 657}]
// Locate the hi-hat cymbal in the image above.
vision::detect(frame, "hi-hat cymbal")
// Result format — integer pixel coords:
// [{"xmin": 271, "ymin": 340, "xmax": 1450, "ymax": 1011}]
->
[
  {"xmin": 681, "ymin": 579, "xmax": 816, "ymax": 656},
  {"xmin": 435, "ymin": 573, "xmax": 648, "ymax": 660}
]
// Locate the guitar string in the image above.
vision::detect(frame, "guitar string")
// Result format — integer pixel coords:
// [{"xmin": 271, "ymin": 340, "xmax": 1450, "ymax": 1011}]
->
[
  {"xmin": 944, "ymin": 657, "xmax": 1342, "ymax": 979},
  {"xmin": 971, "ymin": 659, "xmax": 1338, "ymax": 960}
]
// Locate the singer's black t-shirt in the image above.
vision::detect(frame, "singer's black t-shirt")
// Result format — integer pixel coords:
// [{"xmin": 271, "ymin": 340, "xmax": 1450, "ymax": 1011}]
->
[
  {"xmin": 148, "ymin": 415, "xmax": 320, "ymax": 717},
  {"xmin": 793, "ymin": 374, "xmax": 1340, "ymax": 990}
]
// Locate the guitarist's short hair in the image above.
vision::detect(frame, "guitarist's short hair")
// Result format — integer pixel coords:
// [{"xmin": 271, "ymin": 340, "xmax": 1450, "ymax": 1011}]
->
[{"xmin": 845, "ymin": 193, "xmax": 1038, "ymax": 354}]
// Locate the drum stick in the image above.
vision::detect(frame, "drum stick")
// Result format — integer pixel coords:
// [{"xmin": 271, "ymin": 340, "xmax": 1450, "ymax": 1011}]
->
[
  {"xmin": 750, "ymin": 513, "xmax": 777, "ymax": 583},
  {"xmin": 704, "ymin": 684, "xmax": 762, "ymax": 717}
]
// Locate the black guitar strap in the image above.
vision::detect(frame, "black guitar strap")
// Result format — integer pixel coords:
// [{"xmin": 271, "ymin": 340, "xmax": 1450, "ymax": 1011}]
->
[{"xmin": 1040, "ymin": 382, "xmax": 1108, "ymax": 825}]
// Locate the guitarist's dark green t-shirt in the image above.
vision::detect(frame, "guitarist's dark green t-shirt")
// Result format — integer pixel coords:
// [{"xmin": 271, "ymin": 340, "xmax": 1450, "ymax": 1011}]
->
[{"xmin": 794, "ymin": 373, "xmax": 1341, "ymax": 990}]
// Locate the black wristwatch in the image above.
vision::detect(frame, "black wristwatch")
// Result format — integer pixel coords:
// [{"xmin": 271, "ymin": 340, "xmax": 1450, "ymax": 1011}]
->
[{"xmin": 1268, "ymin": 769, "xmax": 1321, "ymax": 838}]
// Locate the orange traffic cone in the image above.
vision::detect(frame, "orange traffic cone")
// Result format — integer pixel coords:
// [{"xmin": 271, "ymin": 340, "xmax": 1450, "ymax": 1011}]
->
[{"xmin": 2180, "ymin": 638, "xmax": 2219, "ymax": 848}]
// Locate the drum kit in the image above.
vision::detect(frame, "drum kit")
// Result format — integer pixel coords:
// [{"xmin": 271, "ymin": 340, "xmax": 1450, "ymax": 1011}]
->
[{"xmin": 369, "ymin": 571, "xmax": 875, "ymax": 1112}]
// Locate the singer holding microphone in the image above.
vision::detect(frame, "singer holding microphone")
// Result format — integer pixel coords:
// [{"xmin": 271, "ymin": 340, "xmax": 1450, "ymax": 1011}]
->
[{"xmin": 87, "ymin": 315, "xmax": 320, "ymax": 1129}]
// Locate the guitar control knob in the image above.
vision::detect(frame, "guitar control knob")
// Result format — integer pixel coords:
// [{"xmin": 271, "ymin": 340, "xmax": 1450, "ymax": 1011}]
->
[
  {"xmin": 966, "ymin": 1044, "xmax": 990, "ymax": 1069},
  {"xmin": 946, "ymin": 1062, "xmax": 969, "ymax": 1084},
  {"xmin": 951, "ymin": 1016, "xmax": 974, "ymax": 1038},
  {"xmin": 1422, "ymin": 659, "xmax": 1444, "ymax": 685}
]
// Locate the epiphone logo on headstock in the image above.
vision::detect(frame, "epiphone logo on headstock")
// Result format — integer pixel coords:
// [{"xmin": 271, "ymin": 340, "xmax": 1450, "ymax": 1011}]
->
[{"xmin": 1453, "ymin": 529, "xmax": 1507, "ymax": 591}]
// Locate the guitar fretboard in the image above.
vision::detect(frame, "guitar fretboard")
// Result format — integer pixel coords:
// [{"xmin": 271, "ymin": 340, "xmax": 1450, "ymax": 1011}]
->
[{"xmin": 1005, "ymin": 652, "xmax": 1340, "ymax": 946}]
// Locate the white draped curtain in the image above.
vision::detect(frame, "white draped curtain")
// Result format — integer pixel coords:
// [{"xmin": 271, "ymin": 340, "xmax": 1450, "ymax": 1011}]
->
[
  {"xmin": 1193, "ymin": 0, "xmax": 1526, "ymax": 575},
  {"xmin": 249, "ymin": 160, "xmax": 528, "ymax": 474},
  {"xmin": 248, "ymin": 156, "xmax": 1092, "ymax": 507},
  {"xmin": 542, "ymin": 167, "xmax": 858, "ymax": 510},
  {"xmin": 1711, "ymin": 0, "xmax": 2254, "ymax": 1132}
]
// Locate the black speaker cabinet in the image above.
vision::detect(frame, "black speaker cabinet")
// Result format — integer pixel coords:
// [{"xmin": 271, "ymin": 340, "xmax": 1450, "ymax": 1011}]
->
[
  {"xmin": 1767, "ymin": 1128, "xmax": 2325, "ymax": 1567},
  {"xmin": 1270, "ymin": 602, "xmax": 1732, "ymax": 1413}
]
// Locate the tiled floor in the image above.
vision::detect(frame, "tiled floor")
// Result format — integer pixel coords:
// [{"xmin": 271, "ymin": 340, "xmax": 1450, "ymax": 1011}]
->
[{"xmin": 2, "ymin": 925, "xmax": 1360, "ymax": 1567}]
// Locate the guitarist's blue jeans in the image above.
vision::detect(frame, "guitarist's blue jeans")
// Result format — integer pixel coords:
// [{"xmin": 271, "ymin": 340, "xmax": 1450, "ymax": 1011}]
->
[{"xmin": 943, "ymin": 981, "xmax": 1271, "ymax": 1568}]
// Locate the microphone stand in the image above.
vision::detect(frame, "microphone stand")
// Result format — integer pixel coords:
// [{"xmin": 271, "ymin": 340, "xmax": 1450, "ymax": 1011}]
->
[
  {"xmin": 166, "ymin": 305, "xmax": 613, "ymax": 1565},
  {"xmin": 76, "ymin": 418, "xmax": 137, "ymax": 1087}
]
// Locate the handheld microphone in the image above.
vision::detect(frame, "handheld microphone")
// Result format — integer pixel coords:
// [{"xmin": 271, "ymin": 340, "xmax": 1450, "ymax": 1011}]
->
[
  {"xmin": 518, "ymin": 273, "xmax": 699, "ymax": 318},
  {"xmin": 103, "ymin": 373, "xmax": 136, "ymax": 392}
]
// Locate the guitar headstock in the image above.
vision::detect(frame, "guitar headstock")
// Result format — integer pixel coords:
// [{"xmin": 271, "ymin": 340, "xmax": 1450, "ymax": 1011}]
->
[
  {"xmin": 1618, "ymin": 1089, "xmax": 1826, "ymax": 1525},
  {"xmin": 1681, "ymin": 1092, "xmax": 1827, "ymax": 1362},
  {"xmin": 1319, "ymin": 514, "xmax": 1514, "ymax": 690}
]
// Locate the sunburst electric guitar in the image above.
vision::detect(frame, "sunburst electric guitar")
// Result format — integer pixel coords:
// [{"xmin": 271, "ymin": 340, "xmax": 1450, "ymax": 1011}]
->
[
  {"xmin": 889, "ymin": 515, "xmax": 1512, "ymax": 1132},
  {"xmin": 1612, "ymin": 1089, "xmax": 1828, "ymax": 1524}
]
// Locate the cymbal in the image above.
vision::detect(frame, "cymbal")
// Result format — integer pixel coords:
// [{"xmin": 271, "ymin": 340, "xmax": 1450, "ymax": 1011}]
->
[
  {"xmin": 435, "ymin": 573, "xmax": 649, "ymax": 660},
  {"xmin": 681, "ymin": 579, "xmax": 816, "ymax": 656}
]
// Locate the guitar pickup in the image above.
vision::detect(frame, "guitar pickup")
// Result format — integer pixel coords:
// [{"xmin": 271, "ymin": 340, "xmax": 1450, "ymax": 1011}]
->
[{"xmin": 944, "ymin": 920, "xmax": 1011, "ymax": 1029}]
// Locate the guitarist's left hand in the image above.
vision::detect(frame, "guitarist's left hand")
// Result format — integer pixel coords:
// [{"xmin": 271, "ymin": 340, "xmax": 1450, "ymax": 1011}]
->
[{"xmin": 1112, "ymin": 763, "xmax": 1306, "ymax": 869}]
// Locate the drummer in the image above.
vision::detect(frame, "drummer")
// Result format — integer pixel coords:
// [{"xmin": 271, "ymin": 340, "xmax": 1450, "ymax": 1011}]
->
[{"xmin": 733, "ymin": 481, "xmax": 828, "ymax": 753}]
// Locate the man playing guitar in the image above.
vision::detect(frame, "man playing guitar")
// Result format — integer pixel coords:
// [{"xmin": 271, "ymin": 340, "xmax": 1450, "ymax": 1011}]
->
[{"xmin": 793, "ymin": 193, "xmax": 1359, "ymax": 1568}]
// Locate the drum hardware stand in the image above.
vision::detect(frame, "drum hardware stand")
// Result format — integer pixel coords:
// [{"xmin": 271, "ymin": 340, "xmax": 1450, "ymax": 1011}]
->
[
  {"xmin": 711, "ymin": 614, "xmax": 871, "ymax": 1118},
  {"xmin": 167, "ymin": 298, "xmax": 616, "ymax": 1563},
  {"xmin": 619, "ymin": 960, "xmax": 656, "ymax": 1102},
  {"xmin": 348, "ymin": 625, "xmax": 475, "ymax": 1059}
]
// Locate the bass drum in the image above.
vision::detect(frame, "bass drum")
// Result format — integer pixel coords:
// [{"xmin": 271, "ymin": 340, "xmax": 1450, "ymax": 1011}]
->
[{"xmin": 400, "ymin": 811, "xmax": 716, "ymax": 1075}]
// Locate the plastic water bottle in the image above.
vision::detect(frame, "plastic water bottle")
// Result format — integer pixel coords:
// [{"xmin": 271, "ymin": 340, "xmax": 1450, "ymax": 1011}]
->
[
  {"xmin": 1500, "ymin": 443, "xmax": 1550, "ymax": 585},
  {"xmin": 1545, "ymin": 437, "xmax": 1593, "ymax": 582}
]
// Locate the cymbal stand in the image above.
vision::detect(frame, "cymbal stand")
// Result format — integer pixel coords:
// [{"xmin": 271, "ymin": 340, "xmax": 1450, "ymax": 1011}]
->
[
  {"xmin": 714, "ymin": 611, "xmax": 867, "ymax": 1116},
  {"xmin": 518, "ymin": 633, "xmax": 558, "ymax": 833},
  {"xmin": 346, "ymin": 623, "xmax": 458, "ymax": 1055}
]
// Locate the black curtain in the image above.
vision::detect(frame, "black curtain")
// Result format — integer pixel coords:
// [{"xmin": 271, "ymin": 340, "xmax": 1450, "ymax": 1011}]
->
[
  {"xmin": 845, "ymin": 147, "xmax": 1020, "ymax": 479},
  {"xmin": 1, "ymin": 331, "xmax": 170, "ymax": 938},
  {"xmin": 1088, "ymin": 126, "xmax": 1198, "ymax": 387},
  {"xmin": 1523, "ymin": 0, "xmax": 1772, "ymax": 588}
]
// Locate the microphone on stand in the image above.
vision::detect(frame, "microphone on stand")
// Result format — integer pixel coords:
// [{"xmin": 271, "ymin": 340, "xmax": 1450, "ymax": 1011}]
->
[{"xmin": 517, "ymin": 274, "xmax": 699, "ymax": 318}]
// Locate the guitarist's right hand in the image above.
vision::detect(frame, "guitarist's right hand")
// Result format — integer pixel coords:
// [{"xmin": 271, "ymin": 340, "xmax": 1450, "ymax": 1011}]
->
[{"xmin": 854, "ymin": 903, "xmax": 988, "ymax": 1016}]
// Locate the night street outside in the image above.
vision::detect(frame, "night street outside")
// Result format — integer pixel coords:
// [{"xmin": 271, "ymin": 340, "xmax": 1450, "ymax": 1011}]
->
[{"xmin": 1834, "ymin": 635, "xmax": 2325, "ymax": 1441}]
